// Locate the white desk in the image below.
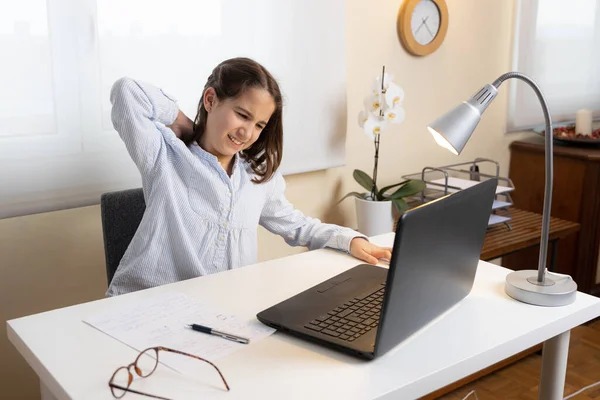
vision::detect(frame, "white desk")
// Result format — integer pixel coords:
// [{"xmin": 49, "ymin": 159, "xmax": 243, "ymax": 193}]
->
[{"xmin": 7, "ymin": 233, "xmax": 600, "ymax": 400}]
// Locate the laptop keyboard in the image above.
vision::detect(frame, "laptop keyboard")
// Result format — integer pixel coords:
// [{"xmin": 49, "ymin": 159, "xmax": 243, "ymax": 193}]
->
[{"xmin": 303, "ymin": 286, "xmax": 385, "ymax": 342}]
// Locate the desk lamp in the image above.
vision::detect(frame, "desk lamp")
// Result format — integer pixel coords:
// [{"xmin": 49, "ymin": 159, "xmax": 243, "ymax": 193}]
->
[{"xmin": 427, "ymin": 72, "xmax": 577, "ymax": 306}]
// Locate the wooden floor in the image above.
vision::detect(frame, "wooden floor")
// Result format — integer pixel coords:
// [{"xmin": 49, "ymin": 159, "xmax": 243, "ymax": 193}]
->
[{"xmin": 437, "ymin": 319, "xmax": 600, "ymax": 400}]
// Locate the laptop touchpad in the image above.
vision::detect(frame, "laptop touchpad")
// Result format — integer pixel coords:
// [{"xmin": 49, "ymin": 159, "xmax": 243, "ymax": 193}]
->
[{"xmin": 316, "ymin": 277, "xmax": 353, "ymax": 293}]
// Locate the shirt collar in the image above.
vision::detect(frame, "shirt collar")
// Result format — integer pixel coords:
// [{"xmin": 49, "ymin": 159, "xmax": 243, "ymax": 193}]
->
[{"xmin": 191, "ymin": 142, "xmax": 241, "ymax": 174}]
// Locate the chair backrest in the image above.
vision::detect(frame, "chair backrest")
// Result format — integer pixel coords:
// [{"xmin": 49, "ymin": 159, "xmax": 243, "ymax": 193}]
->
[{"xmin": 100, "ymin": 188, "xmax": 146, "ymax": 286}]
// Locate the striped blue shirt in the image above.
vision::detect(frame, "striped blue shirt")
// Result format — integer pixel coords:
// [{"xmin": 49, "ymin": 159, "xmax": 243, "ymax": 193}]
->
[{"xmin": 106, "ymin": 78, "xmax": 363, "ymax": 296}]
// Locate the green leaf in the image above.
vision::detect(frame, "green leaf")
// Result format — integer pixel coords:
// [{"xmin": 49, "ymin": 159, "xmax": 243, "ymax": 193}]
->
[
  {"xmin": 393, "ymin": 198, "xmax": 410, "ymax": 212},
  {"xmin": 353, "ymin": 169, "xmax": 377, "ymax": 193},
  {"xmin": 337, "ymin": 191, "xmax": 366, "ymax": 204},
  {"xmin": 379, "ymin": 180, "xmax": 410, "ymax": 196},
  {"xmin": 387, "ymin": 180, "xmax": 426, "ymax": 200}
]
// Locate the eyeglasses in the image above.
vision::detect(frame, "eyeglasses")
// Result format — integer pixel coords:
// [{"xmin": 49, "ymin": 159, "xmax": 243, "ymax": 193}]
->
[{"xmin": 108, "ymin": 346, "xmax": 230, "ymax": 399}]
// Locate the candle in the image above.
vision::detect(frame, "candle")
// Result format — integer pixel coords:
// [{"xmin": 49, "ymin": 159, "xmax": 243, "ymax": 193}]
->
[{"xmin": 576, "ymin": 109, "xmax": 592, "ymax": 136}]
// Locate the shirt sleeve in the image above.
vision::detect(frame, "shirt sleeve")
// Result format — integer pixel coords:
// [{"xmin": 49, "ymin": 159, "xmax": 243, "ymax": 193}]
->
[
  {"xmin": 110, "ymin": 77, "xmax": 179, "ymax": 175},
  {"xmin": 259, "ymin": 172, "xmax": 367, "ymax": 253}
]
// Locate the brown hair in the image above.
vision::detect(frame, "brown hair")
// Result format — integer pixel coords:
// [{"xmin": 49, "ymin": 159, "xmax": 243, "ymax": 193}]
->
[{"xmin": 186, "ymin": 57, "xmax": 283, "ymax": 183}]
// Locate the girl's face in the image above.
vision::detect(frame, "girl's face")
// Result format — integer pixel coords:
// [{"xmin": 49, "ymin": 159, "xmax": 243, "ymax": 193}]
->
[{"xmin": 201, "ymin": 87, "xmax": 275, "ymax": 168}]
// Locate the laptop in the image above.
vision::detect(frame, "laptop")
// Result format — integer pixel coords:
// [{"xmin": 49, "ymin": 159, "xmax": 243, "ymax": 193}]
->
[{"xmin": 257, "ymin": 178, "xmax": 497, "ymax": 360}]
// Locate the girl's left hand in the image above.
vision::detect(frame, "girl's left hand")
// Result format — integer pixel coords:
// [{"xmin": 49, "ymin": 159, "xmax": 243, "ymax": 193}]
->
[{"xmin": 349, "ymin": 238, "xmax": 392, "ymax": 265}]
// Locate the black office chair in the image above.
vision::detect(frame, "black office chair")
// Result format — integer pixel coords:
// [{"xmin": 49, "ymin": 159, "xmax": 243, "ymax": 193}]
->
[{"xmin": 100, "ymin": 188, "xmax": 146, "ymax": 286}]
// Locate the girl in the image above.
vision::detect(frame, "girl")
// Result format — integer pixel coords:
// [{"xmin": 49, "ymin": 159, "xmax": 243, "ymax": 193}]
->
[{"xmin": 107, "ymin": 57, "xmax": 391, "ymax": 296}]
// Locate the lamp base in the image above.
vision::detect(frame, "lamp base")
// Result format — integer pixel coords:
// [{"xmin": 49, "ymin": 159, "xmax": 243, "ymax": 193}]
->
[{"xmin": 505, "ymin": 270, "xmax": 577, "ymax": 307}]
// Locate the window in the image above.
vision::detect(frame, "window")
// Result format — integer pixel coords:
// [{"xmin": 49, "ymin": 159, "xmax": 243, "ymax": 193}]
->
[
  {"xmin": 0, "ymin": 0, "xmax": 346, "ymax": 218},
  {"xmin": 509, "ymin": 0, "xmax": 600, "ymax": 130}
]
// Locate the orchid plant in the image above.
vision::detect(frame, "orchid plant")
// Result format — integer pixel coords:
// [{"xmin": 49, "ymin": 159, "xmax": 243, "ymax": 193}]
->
[{"xmin": 341, "ymin": 66, "xmax": 425, "ymax": 212}]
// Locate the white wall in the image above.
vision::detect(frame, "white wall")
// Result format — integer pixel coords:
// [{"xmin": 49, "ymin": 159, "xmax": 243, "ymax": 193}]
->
[{"xmin": 1, "ymin": 1, "xmax": 534, "ymax": 398}]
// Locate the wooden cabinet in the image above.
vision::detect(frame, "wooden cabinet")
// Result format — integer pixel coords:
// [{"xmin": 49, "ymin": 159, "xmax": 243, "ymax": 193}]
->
[{"xmin": 505, "ymin": 137, "xmax": 600, "ymax": 296}]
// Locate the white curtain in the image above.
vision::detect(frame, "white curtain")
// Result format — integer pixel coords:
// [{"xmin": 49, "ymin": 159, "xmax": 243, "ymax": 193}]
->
[
  {"xmin": 0, "ymin": 0, "xmax": 347, "ymax": 218},
  {"xmin": 508, "ymin": 0, "xmax": 600, "ymax": 130}
]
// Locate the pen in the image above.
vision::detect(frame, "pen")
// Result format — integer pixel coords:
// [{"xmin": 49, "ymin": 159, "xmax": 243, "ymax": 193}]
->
[{"xmin": 187, "ymin": 324, "xmax": 250, "ymax": 344}]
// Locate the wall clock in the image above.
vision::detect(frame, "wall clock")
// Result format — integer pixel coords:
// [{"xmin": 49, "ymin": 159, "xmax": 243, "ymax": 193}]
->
[{"xmin": 397, "ymin": 0, "xmax": 449, "ymax": 56}]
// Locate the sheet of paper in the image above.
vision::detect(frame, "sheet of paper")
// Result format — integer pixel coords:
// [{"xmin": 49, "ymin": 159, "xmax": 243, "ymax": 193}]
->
[
  {"xmin": 428, "ymin": 177, "xmax": 514, "ymax": 194},
  {"xmin": 489, "ymin": 214, "xmax": 511, "ymax": 226},
  {"xmin": 492, "ymin": 200, "xmax": 512, "ymax": 210},
  {"xmin": 83, "ymin": 292, "xmax": 275, "ymax": 376}
]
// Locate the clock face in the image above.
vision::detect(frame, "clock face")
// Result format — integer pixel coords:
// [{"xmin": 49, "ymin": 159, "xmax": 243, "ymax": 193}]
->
[{"xmin": 410, "ymin": 0, "xmax": 441, "ymax": 45}]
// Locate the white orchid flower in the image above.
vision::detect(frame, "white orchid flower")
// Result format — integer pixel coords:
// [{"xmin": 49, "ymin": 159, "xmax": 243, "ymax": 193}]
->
[
  {"xmin": 372, "ymin": 73, "xmax": 395, "ymax": 92},
  {"xmin": 363, "ymin": 94, "xmax": 382, "ymax": 114},
  {"xmin": 358, "ymin": 110, "xmax": 369, "ymax": 128},
  {"xmin": 384, "ymin": 106, "xmax": 405, "ymax": 124},
  {"xmin": 363, "ymin": 114, "xmax": 388, "ymax": 140},
  {"xmin": 384, "ymin": 83, "xmax": 405, "ymax": 108}
]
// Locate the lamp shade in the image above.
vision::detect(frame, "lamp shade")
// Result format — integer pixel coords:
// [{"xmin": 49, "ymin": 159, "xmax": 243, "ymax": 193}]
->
[{"xmin": 427, "ymin": 84, "xmax": 498, "ymax": 155}]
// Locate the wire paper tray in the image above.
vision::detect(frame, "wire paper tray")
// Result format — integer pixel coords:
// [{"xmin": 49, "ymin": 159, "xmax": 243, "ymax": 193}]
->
[{"xmin": 403, "ymin": 158, "xmax": 515, "ymax": 229}]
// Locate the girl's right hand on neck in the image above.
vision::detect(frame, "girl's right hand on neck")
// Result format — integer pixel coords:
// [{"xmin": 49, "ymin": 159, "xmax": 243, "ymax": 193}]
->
[{"xmin": 168, "ymin": 110, "xmax": 194, "ymax": 140}]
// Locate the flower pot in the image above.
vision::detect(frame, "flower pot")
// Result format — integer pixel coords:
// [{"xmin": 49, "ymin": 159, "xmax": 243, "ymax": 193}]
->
[{"xmin": 354, "ymin": 197, "xmax": 395, "ymax": 237}]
